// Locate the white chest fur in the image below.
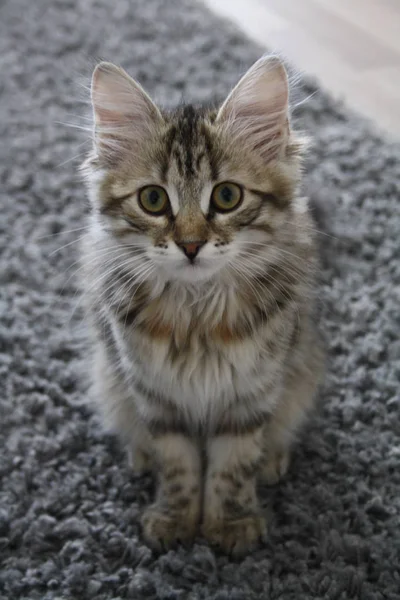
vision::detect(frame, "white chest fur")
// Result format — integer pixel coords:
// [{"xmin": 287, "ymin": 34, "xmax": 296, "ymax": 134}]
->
[{"xmin": 119, "ymin": 313, "xmax": 285, "ymax": 427}]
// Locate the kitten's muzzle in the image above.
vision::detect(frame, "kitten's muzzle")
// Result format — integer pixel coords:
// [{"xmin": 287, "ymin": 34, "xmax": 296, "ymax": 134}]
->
[{"xmin": 177, "ymin": 240, "xmax": 206, "ymax": 262}]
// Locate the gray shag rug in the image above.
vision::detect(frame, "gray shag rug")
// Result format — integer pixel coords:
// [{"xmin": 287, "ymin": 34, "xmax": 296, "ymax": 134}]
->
[{"xmin": 1, "ymin": 0, "xmax": 400, "ymax": 598}]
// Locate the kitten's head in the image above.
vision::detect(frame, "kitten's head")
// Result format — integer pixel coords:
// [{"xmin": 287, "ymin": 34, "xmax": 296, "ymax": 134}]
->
[{"xmin": 85, "ymin": 57, "xmax": 306, "ymax": 286}]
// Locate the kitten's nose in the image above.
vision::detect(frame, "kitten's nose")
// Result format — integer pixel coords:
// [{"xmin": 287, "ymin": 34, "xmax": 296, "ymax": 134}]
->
[{"xmin": 178, "ymin": 240, "xmax": 205, "ymax": 261}]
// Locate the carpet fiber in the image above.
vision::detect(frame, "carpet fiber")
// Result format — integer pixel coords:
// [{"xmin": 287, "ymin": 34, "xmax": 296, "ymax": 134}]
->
[{"xmin": 1, "ymin": 0, "xmax": 400, "ymax": 598}]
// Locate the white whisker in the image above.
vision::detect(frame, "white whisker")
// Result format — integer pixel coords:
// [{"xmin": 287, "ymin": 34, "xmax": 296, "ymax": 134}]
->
[
  {"xmin": 112, "ymin": 260, "xmax": 153, "ymax": 316},
  {"xmin": 37, "ymin": 226, "xmax": 91, "ymax": 240},
  {"xmin": 121, "ymin": 264, "xmax": 155, "ymax": 337},
  {"xmin": 55, "ymin": 121, "xmax": 93, "ymax": 132},
  {"xmin": 233, "ymin": 254, "xmax": 300, "ymax": 322},
  {"xmin": 227, "ymin": 262, "xmax": 272, "ymax": 328},
  {"xmin": 65, "ymin": 252, "xmax": 149, "ymax": 327},
  {"xmin": 56, "ymin": 141, "xmax": 92, "ymax": 167},
  {"xmin": 49, "ymin": 232, "xmax": 91, "ymax": 256},
  {"xmin": 59, "ymin": 246, "xmax": 145, "ymax": 297}
]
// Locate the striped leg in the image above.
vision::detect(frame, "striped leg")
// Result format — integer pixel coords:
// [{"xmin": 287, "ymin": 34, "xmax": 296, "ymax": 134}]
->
[
  {"xmin": 202, "ymin": 428, "xmax": 266, "ymax": 556},
  {"xmin": 141, "ymin": 433, "xmax": 201, "ymax": 550}
]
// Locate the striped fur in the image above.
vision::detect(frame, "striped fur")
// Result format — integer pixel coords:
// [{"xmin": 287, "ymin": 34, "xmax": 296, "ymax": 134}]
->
[{"xmin": 81, "ymin": 56, "xmax": 324, "ymax": 555}]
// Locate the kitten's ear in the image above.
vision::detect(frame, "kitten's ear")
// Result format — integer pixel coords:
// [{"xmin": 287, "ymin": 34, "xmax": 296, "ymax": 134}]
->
[
  {"xmin": 216, "ymin": 56, "xmax": 290, "ymax": 162},
  {"xmin": 91, "ymin": 62, "xmax": 162, "ymax": 163}
]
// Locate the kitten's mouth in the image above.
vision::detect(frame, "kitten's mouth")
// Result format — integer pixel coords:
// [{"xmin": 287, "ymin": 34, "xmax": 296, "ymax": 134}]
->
[
  {"xmin": 171, "ymin": 257, "xmax": 219, "ymax": 283},
  {"xmin": 186, "ymin": 259, "xmax": 200, "ymax": 267},
  {"xmin": 180, "ymin": 253, "xmax": 204, "ymax": 266}
]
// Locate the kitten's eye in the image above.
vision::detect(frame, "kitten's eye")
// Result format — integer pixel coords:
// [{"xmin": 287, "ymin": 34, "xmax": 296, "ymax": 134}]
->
[
  {"xmin": 211, "ymin": 182, "xmax": 242, "ymax": 212},
  {"xmin": 139, "ymin": 186, "xmax": 169, "ymax": 215}
]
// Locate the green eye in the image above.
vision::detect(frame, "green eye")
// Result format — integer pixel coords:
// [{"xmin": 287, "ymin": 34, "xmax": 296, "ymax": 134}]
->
[
  {"xmin": 139, "ymin": 186, "xmax": 169, "ymax": 215},
  {"xmin": 211, "ymin": 182, "xmax": 242, "ymax": 212}
]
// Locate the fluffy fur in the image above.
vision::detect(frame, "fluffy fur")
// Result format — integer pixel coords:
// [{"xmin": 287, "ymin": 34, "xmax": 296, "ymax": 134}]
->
[{"xmin": 81, "ymin": 56, "xmax": 324, "ymax": 555}]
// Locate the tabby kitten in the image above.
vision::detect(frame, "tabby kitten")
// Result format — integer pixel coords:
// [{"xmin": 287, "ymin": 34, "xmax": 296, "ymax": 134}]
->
[{"xmin": 82, "ymin": 56, "xmax": 324, "ymax": 556}]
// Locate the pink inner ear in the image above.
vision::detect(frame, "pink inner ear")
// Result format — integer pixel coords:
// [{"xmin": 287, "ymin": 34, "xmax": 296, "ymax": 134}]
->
[
  {"xmin": 90, "ymin": 63, "xmax": 162, "ymax": 160},
  {"xmin": 94, "ymin": 106, "xmax": 130, "ymax": 126},
  {"xmin": 217, "ymin": 56, "xmax": 290, "ymax": 161}
]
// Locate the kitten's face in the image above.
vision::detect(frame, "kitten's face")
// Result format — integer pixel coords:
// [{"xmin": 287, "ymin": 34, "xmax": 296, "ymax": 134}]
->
[{"xmin": 86, "ymin": 58, "xmax": 303, "ymax": 286}]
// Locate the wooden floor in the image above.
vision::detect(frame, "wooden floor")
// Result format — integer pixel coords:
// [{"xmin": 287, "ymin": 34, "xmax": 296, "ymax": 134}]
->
[{"xmin": 204, "ymin": 0, "xmax": 400, "ymax": 138}]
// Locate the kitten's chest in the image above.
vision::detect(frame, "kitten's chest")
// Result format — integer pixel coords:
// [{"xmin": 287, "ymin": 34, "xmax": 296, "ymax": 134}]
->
[
  {"xmin": 135, "ymin": 292, "xmax": 254, "ymax": 369},
  {"xmin": 127, "ymin": 294, "xmax": 283, "ymax": 418},
  {"xmin": 135, "ymin": 324, "xmax": 264, "ymax": 411}
]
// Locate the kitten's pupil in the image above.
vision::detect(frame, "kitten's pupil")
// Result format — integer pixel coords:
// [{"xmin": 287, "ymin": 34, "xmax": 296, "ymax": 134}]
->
[
  {"xmin": 149, "ymin": 190, "xmax": 160, "ymax": 205},
  {"xmin": 220, "ymin": 186, "xmax": 232, "ymax": 204}
]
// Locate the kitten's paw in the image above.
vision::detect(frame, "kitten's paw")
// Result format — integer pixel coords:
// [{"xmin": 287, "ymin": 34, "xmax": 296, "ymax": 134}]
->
[
  {"xmin": 141, "ymin": 506, "xmax": 197, "ymax": 551},
  {"xmin": 127, "ymin": 446, "xmax": 153, "ymax": 475},
  {"xmin": 202, "ymin": 513, "xmax": 266, "ymax": 557},
  {"xmin": 259, "ymin": 448, "xmax": 290, "ymax": 485}
]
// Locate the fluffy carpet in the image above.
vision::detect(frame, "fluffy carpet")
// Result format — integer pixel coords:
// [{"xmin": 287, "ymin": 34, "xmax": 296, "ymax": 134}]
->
[{"xmin": 1, "ymin": 0, "xmax": 399, "ymax": 598}]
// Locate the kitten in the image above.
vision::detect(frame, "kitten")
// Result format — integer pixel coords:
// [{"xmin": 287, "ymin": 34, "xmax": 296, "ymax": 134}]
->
[{"xmin": 81, "ymin": 56, "xmax": 324, "ymax": 556}]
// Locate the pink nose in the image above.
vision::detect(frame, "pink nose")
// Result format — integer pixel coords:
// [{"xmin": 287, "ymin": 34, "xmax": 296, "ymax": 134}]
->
[{"xmin": 178, "ymin": 241, "xmax": 205, "ymax": 261}]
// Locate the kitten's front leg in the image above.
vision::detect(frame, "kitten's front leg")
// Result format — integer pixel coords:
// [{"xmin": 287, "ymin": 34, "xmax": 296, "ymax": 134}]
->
[
  {"xmin": 202, "ymin": 428, "xmax": 266, "ymax": 556},
  {"xmin": 141, "ymin": 433, "xmax": 201, "ymax": 551}
]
